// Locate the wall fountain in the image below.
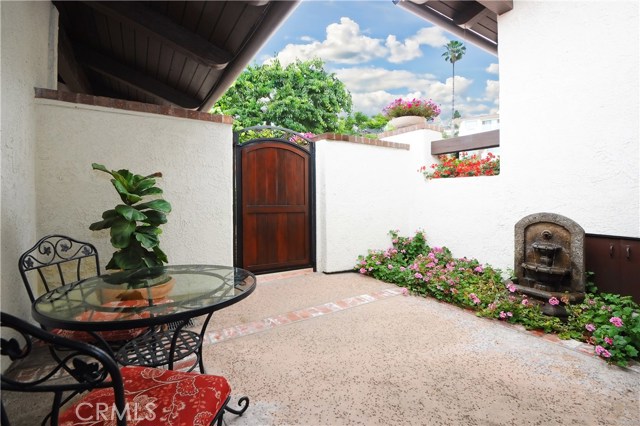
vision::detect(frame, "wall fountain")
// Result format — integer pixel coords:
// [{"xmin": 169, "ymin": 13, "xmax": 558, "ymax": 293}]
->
[{"xmin": 513, "ymin": 213, "xmax": 586, "ymax": 316}]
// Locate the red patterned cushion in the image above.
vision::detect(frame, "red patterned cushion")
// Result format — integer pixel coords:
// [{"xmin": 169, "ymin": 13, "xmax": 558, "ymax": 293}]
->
[
  {"xmin": 54, "ymin": 299, "xmax": 174, "ymax": 343},
  {"xmin": 59, "ymin": 366, "xmax": 231, "ymax": 426}
]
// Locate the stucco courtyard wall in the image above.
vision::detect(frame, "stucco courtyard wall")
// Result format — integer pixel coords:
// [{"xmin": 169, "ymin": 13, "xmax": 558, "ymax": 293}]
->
[
  {"xmin": 315, "ymin": 0, "xmax": 638, "ymax": 274},
  {"xmin": 1, "ymin": 1, "xmax": 58, "ymax": 321},
  {"xmin": 499, "ymin": 0, "xmax": 638, "ymax": 236},
  {"xmin": 34, "ymin": 100, "xmax": 234, "ymax": 274}
]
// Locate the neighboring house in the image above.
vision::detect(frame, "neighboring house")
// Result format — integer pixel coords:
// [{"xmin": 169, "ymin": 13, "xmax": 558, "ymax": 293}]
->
[
  {"xmin": 457, "ymin": 114, "xmax": 500, "ymax": 137},
  {"xmin": 1, "ymin": 1, "xmax": 638, "ymax": 323}
]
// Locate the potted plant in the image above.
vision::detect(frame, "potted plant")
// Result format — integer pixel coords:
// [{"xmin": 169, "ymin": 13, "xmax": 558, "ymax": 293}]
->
[
  {"xmin": 383, "ymin": 98, "xmax": 441, "ymax": 129},
  {"xmin": 89, "ymin": 163, "xmax": 173, "ymax": 301}
]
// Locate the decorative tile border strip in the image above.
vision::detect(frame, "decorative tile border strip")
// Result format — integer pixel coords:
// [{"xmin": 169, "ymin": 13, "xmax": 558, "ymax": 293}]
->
[{"xmin": 205, "ymin": 288, "xmax": 404, "ymax": 344}]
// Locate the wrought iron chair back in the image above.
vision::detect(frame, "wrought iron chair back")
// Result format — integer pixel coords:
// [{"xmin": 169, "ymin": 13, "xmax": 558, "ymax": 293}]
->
[
  {"xmin": 18, "ymin": 235, "xmax": 101, "ymax": 303},
  {"xmin": 0, "ymin": 312, "xmax": 126, "ymax": 426}
]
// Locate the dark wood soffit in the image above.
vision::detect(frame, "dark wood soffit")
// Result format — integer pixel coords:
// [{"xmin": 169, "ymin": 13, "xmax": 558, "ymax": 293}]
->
[
  {"xmin": 431, "ymin": 129, "xmax": 500, "ymax": 155},
  {"xmin": 80, "ymin": 1, "xmax": 232, "ymax": 70},
  {"xmin": 75, "ymin": 44, "xmax": 200, "ymax": 109},
  {"xmin": 477, "ymin": 0, "xmax": 514, "ymax": 16}
]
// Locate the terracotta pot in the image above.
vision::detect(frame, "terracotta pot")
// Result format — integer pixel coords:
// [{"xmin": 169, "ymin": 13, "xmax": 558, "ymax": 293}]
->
[
  {"xmin": 100, "ymin": 275, "xmax": 175, "ymax": 303},
  {"xmin": 388, "ymin": 115, "xmax": 427, "ymax": 129}
]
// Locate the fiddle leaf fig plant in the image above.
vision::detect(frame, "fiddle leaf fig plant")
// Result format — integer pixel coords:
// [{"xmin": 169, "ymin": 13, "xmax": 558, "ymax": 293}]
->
[{"xmin": 90, "ymin": 163, "xmax": 172, "ymax": 271}]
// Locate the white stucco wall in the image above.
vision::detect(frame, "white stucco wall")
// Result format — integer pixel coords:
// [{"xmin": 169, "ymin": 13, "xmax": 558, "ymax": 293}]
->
[
  {"xmin": 34, "ymin": 100, "xmax": 234, "ymax": 274},
  {"xmin": 317, "ymin": 0, "xmax": 638, "ymax": 275},
  {"xmin": 1, "ymin": 1, "xmax": 58, "ymax": 320},
  {"xmin": 500, "ymin": 0, "xmax": 639, "ymax": 236},
  {"xmin": 316, "ymin": 130, "xmax": 442, "ymax": 272}
]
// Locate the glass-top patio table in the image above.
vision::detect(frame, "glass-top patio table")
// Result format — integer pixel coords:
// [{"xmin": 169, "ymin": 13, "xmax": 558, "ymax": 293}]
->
[{"xmin": 32, "ymin": 264, "xmax": 256, "ymax": 373}]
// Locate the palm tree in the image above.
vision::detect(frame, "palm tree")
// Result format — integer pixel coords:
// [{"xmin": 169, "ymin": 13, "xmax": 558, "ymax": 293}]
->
[{"xmin": 442, "ymin": 40, "xmax": 466, "ymax": 133}]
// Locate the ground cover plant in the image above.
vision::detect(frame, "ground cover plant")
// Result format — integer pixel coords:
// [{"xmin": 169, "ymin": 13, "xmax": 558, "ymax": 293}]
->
[{"xmin": 355, "ymin": 230, "xmax": 640, "ymax": 366}]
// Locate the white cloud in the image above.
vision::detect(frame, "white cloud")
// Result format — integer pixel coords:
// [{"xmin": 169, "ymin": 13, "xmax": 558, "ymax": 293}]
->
[
  {"xmin": 334, "ymin": 67, "xmax": 438, "ymax": 92},
  {"xmin": 486, "ymin": 63, "xmax": 499, "ymax": 74},
  {"xmin": 386, "ymin": 35, "xmax": 422, "ymax": 63},
  {"xmin": 274, "ymin": 17, "xmax": 387, "ymax": 66},
  {"xmin": 484, "ymin": 80, "xmax": 500, "ymax": 104},
  {"xmin": 412, "ymin": 27, "xmax": 449, "ymax": 48},
  {"xmin": 385, "ymin": 27, "xmax": 448, "ymax": 64}
]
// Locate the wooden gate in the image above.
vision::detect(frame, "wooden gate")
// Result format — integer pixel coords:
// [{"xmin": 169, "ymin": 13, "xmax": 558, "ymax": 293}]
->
[{"xmin": 234, "ymin": 127, "xmax": 315, "ymax": 274}]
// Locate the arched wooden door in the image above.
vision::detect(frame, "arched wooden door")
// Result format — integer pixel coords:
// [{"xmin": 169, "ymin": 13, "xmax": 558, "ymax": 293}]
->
[{"xmin": 234, "ymin": 128, "xmax": 315, "ymax": 274}]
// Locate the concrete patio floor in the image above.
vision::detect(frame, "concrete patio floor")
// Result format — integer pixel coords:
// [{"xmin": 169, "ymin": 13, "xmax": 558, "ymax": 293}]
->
[
  {"xmin": 3, "ymin": 270, "xmax": 639, "ymax": 425},
  {"xmin": 206, "ymin": 271, "xmax": 639, "ymax": 426}
]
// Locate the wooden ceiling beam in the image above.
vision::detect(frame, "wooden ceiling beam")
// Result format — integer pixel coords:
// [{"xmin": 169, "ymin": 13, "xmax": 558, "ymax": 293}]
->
[
  {"xmin": 451, "ymin": 2, "xmax": 488, "ymax": 27},
  {"xmin": 75, "ymin": 44, "xmax": 200, "ymax": 109},
  {"xmin": 57, "ymin": 28, "xmax": 93, "ymax": 94},
  {"xmin": 81, "ymin": 1, "xmax": 232, "ymax": 70},
  {"xmin": 476, "ymin": 0, "xmax": 513, "ymax": 16}
]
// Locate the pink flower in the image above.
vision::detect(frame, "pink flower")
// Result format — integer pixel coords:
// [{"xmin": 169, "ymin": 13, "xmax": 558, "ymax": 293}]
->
[
  {"xmin": 469, "ymin": 293, "xmax": 481, "ymax": 305},
  {"xmin": 359, "ymin": 268, "xmax": 366, "ymax": 274},
  {"xmin": 585, "ymin": 323, "xmax": 596, "ymax": 332},
  {"xmin": 604, "ymin": 337, "xmax": 613, "ymax": 345},
  {"xmin": 548, "ymin": 297, "xmax": 560, "ymax": 306},
  {"xmin": 474, "ymin": 266, "xmax": 484, "ymax": 273},
  {"xmin": 521, "ymin": 299, "xmax": 529, "ymax": 306},
  {"xmin": 488, "ymin": 303, "xmax": 497, "ymax": 311},
  {"xmin": 499, "ymin": 311, "xmax": 507, "ymax": 319},
  {"xmin": 401, "ymin": 287, "xmax": 409, "ymax": 296},
  {"xmin": 414, "ymin": 273, "xmax": 423, "ymax": 279},
  {"xmin": 609, "ymin": 317, "xmax": 624, "ymax": 327},
  {"xmin": 388, "ymin": 264, "xmax": 394, "ymax": 270},
  {"xmin": 506, "ymin": 283, "xmax": 516, "ymax": 293},
  {"xmin": 595, "ymin": 345, "xmax": 611, "ymax": 358},
  {"xmin": 399, "ymin": 266, "xmax": 406, "ymax": 272}
]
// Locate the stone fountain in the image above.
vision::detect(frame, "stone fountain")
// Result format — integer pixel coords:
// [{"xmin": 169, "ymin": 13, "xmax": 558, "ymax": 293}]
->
[{"xmin": 513, "ymin": 213, "xmax": 585, "ymax": 316}]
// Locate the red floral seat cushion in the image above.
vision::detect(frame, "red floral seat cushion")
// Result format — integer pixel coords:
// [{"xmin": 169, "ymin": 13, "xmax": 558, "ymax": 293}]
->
[
  {"xmin": 59, "ymin": 366, "xmax": 231, "ymax": 426},
  {"xmin": 54, "ymin": 299, "xmax": 174, "ymax": 343}
]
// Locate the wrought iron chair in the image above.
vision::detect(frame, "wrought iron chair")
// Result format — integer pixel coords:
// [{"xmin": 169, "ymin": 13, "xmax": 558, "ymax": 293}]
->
[
  {"xmin": 19, "ymin": 234, "xmax": 101, "ymax": 303},
  {"xmin": 18, "ymin": 235, "xmax": 147, "ymax": 344},
  {"xmin": 0, "ymin": 312, "xmax": 249, "ymax": 426}
]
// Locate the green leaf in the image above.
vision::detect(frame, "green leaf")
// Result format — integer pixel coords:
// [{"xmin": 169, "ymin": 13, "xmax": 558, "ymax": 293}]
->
[
  {"xmin": 153, "ymin": 246, "xmax": 168, "ymax": 263},
  {"xmin": 135, "ymin": 231, "xmax": 159, "ymax": 249},
  {"xmin": 110, "ymin": 218, "xmax": 136, "ymax": 248},
  {"xmin": 143, "ymin": 211, "xmax": 167, "ymax": 226},
  {"xmin": 115, "ymin": 204, "xmax": 148, "ymax": 221},
  {"xmin": 136, "ymin": 226, "xmax": 161, "ymax": 236},
  {"xmin": 133, "ymin": 177, "xmax": 156, "ymax": 193},
  {"xmin": 91, "ymin": 163, "xmax": 110, "ymax": 174},
  {"xmin": 112, "ymin": 180, "xmax": 142, "ymax": 204},
  {"xmin": 89, "ymin": 216, "xmax": 119, "ymax": 231},
  {"xmin": 137, "ymin": 199, "xmax": 172, "ymax": 213},
  {"xmin": 139, "ymin": 187, "xmax": 163, "ymax": 196},
  {"xmin": 112, "ymin": 250, "xmax": 144, "ymax": 270},
  {"xmin": 102, "ymin": 209, "xmax": 119, "ymax": 219}
]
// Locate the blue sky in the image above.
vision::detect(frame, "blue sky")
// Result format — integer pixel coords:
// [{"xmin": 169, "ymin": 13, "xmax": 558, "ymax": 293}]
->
[{"xmin": 254, "ymin": 0, "xmax": 500, "ymax": 122}]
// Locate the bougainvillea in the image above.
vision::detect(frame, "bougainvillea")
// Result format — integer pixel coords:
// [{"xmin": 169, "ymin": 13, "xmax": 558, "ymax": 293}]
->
[{"xmin": 383, "ymin": 98, "xmax": 441, "ymax": 120}]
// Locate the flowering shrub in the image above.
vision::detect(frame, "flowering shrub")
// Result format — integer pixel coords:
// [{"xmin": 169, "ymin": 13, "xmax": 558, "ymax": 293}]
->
[
  {"xmin": 564, "ymin": 292, "xmax": 640, "ymax": 365},
  {"xmin": 289, "ymin": 132, "xmax": 315, "ymax": 146},
  {"xmin": 420, "ymin": 152, "xmax": 500, "ymax": 179},
  {"xmin": 355, "ymin": 230, "xmax": 640, "ymax": 366},
  {"xmin": 383, "ymin": 98, "xmax": 441, "ymax": 120}
]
